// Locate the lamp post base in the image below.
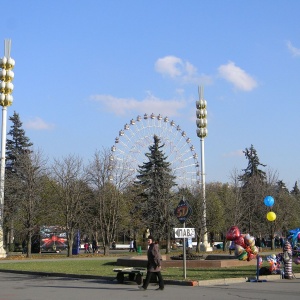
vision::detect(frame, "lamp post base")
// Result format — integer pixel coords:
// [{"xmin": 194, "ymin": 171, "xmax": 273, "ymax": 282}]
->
[
  {"xmin": 0, "ymin": 229, "xmax": 7, "ymax": 258},
  {"xmin": 0, "ymin": 248, "xmax": 6, "ymax": 258},
  {"xmin": 0, "ymin": 242, "xmax": 7, "ymax": 258},
  {"xmin": 200, "ymin": 242, "xmax": 213, "ymax": 252}
]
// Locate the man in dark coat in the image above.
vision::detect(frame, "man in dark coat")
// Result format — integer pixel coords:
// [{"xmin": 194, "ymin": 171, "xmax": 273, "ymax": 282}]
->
[{"xmin": 139, "ymin": 236, "xmax": 164, "ymax": 291}]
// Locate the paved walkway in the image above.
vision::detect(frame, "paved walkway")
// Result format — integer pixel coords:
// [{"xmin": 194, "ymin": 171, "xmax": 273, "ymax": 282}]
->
[{"xmin": 1, "ymin": 271, "xmax": 300, "ymax": 300}]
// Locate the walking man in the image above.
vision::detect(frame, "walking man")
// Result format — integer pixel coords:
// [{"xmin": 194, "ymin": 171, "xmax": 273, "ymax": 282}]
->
[{"xmin": 139, "ymin": 235, "xmax": 164, "ymax": 291}]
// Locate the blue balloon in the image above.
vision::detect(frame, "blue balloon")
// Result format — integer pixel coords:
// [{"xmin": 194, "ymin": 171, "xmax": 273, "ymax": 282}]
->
[{"xmin": 264, "ymin": 196, "xmax": 274, "ymax": 207}]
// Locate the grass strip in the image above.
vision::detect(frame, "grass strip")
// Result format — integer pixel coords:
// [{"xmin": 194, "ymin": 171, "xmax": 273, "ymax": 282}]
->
[{"xmin": 1, "ymin": 258, "xmax": 299, "ymax": 281}]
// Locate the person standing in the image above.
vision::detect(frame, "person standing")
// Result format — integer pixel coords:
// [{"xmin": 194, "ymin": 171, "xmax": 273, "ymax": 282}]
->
[
  {"xmin": 22, "ymin": 240, "xmax": 27, "ymax": 254},
  {"xmin": 255, "ymin": 236, "xmax": 262, "ymax": 252},
  {"xmin": 129, "ymin": 239, "xmax": 134, "ymax": 252},
  {"xmin": 229, "ymin": 240, "xmax": 235, "ymax": 255},
  {"xmin": 139, "ymin": 236, "xmax": 164, "ymax": 291},
  {"xmin": 112, "ymin": 240, "xmax": 116, "ymax": 249},
  {"xmin": 84, "ymin": 237, "xmax": 90, "ymax": 253},
  {"xmin": 92, "ymin": 239, "xmax": 98, "ymax": 253}
]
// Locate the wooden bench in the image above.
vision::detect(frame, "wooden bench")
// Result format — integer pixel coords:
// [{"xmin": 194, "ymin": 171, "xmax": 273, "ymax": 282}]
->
[
  {"xmin": 110, "ymin": 244, "xmax": 131, "ymax": 250},
  {"xmin": 113, "ymin": 267, "xmax": 146, "ymax": 285}
]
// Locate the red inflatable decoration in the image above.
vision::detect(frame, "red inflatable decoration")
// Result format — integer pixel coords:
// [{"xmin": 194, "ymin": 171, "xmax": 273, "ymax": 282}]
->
[
  {"xmin": 234, "ymin": 235, "xmax": 245, "ymax": 248},
  {"xmin": 226, "ymin": 226, "xmax": 240, "ymax": 241},
  {"xmin": 226, "ymin": 225, "xmax": 258, "ymax": 261}
]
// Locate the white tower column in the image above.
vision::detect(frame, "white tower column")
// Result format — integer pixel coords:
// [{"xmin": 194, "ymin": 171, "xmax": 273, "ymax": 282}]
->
[
  {"xmin": 0, "ymin": 39, "xmax": 15, "ymax": 257},
  {"xmin": 196, "ymin": 86, "xmax": 212, "ymax": 252}
]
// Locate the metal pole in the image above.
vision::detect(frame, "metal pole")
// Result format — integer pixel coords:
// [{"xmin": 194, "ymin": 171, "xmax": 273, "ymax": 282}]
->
[
  {"xmin": 200, "ymin": 136, "xmax": 210, "ymax": 250},
  {"xmin": 0, "ymin": 39, "xmax": 15, "ymax": 257},
  {"xmin": 196, "ymin": 86, "xmax": 212, "ymax": 252},
  {"xmin": 183, "ymin": 222, "xmax": 186, "ymax": 279},
  {"xmin": 0, "ymin": 106, "xmax": 7, "ymax": 256},
  {"xmin": 256, "ymin": 254, "xmax": 260, "ymax": 281}
]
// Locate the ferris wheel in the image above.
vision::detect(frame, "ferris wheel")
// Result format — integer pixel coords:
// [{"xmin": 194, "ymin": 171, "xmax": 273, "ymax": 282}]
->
[{"xmin": 109, "ymin": 113, "xmax": 200, "ymax": 189}]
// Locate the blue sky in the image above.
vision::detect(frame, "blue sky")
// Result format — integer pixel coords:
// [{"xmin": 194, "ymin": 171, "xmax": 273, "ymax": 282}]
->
[{"xmin": 1, "ymin": 0, "xmax": 300, "ymax": 189}]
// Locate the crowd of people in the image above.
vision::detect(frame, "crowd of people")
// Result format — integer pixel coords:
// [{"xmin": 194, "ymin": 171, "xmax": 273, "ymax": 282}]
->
[
  {"xmin": 83, "ymin": 238, "xmax": 99, "ymax": 253},
  {"xmin": 83, "ymin": 237, "xmax": 140, "ymax": 253}
]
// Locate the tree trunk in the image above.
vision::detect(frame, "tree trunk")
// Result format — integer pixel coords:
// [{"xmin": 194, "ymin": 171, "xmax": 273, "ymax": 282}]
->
[
  {"xmin": 195, "ymin": 231, "xmax": 201, "ymax": 253},
  {"xmin": 270, "ymin": 223, "xmax": 275, "ymax": 250},
  {"xmin": 103, "ymin": 244, "xmax": 110, "ymax": 255},
  {"xmin": 163, "ymin": 228, "xmax": 170, "ymax": 254},
  {"xmin": 26, "ymin": 232, "xmax": 32, "ymax": 258},
  {"xmin": 271, "ymin": 237, "xmax": 275, "ymax": 250},
  {"xmin": 67, "ymin": 230, "xmax": 74, "ymax": 257},
  {"xmin": 165, "ymin": 234, "xmax": 171, "ymax": 254},
  {"xmin": 9, "ymin": 219, "xmax": 14, "ymax": 252}
]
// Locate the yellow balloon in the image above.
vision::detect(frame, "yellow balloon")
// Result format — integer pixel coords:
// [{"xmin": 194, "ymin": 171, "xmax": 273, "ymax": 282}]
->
[{"xmin": 267, "ymin": 211, "xmax": 276, "ymax": 221}]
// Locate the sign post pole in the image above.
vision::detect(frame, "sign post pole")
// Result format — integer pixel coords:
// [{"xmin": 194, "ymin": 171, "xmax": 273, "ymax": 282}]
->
[
  {"xmin": 174, "ymin": 196, "xmax": 193, "ymax": 279},
  {"xmin": 183, "ymin": 222, "xmax": 186, "ymax": 279}
]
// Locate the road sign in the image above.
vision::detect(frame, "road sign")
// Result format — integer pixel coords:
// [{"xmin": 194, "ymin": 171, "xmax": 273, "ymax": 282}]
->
[
  {"xmin": 174, "ymin": 197, "xmax": 192, "ymax": 224},
  {"xmin": 174, "ymin": 228, "xmax": 195, "ymax": 238}
]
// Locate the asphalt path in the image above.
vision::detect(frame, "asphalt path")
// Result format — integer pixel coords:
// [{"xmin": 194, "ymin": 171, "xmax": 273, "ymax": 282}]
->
[{"xmin": 1, "ymin": 271, "xmax": 300, "ymax": 300}]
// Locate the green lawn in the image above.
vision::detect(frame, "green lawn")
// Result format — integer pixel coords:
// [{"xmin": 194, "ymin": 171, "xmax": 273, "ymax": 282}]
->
[{"xmin": 1, "ymin": 253, "xmax": 299, "ymax": 281}]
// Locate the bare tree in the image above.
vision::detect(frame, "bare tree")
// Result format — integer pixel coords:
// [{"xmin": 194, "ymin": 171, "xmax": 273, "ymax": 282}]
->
[
  {"xmin": 206, "ymin": 183, "xmax": 228, "ymax": 244},
  {"xmin": 51, "ymin": 155, "xmax": 91, "ymax": 257},
  {"xmin": 228, "ymin": 169, "xmax": 245, "ymax": 226},
  {"xmin": 183, "ymin": 185, "xmax": 203, "ymax": 252},
  {"xmin": 86, "ymin": 149, "xmax": 132, "ymax": 255},
  {"xmin": 121, "ymin": 183, "xmax": 146, "ymax": 244},
  {"xmin": 9, "ymin": 149, "xmax": 47, "ymax": 257}
]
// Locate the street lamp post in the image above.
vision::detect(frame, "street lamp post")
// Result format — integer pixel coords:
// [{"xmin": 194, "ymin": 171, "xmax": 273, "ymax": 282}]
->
[
  {"xmin": 196, "ymin": 86, "xmax": 212, "ymax": 252},
  {"xmin": 0, "ymin": 39, "xmax": 15, "ymax": 257}
]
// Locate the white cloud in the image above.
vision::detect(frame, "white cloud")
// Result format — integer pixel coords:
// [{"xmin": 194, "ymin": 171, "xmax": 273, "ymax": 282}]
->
[
  {"xmin": 287, "ymin": 40, "xmax": 300, "ymax": 57},
  {"xmin": 90, "ymin": 93, "xmax": 186, "ymax": 117},
  {"xmin": 222, "ymin": 149, "xmax": 244, "ymax": 157},
  {"xmin": 155, "ymin": 56, "xmax": 183, "ymax": 78},
  {"xmin": 155, "ymin": 55, "xmax": 212, "ymax": 85},
  {"xmin": 24, "ymin": 117, "xmax": 55, "ymax": 130},
  {"xmin": 218, "ymin": 61, "xmax": 258, "ymax": 91}
]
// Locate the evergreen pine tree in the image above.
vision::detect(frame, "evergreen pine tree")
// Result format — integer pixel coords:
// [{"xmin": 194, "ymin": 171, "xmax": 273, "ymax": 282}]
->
[
  {"xmin": 135, "ymin": 135, "xmax": 177, "ymax": 240},
  {"xmin": 290, "ymin": 181, "xmax": 300, "ymax": 195},
  {"xmin": 276, "ymin": 180, "xmax": 289, "ymax": 194},
  {"xmin": 6, "ymin": 111, "xmax": 33, "ymax": 171},
  {"xmin": 4, "ymin": 111, "xmax": 33, "ymax": 250},
  {"xmin": 238, "ymin": 145, "xmax": 267, "ymax": 234},
  {"xmin": 238, "ymin": 144, "xmax": 267, "ymax": 184}
]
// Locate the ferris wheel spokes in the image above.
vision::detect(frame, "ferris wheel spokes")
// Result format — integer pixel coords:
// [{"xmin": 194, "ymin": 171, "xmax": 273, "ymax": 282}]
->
[{"xmin": 109, "ymin": 114, "xmax": 200, "ymax": 188}]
